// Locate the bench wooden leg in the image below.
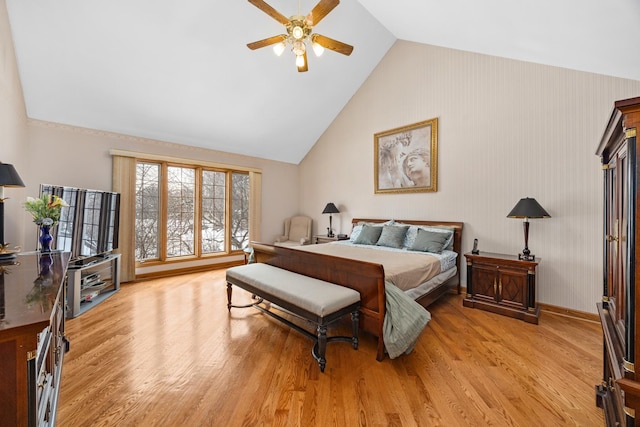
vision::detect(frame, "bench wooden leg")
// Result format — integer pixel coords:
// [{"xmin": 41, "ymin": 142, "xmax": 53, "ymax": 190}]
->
[
  {"xmin": 351, "ymin": 311, "xmax": 359, "ymax": 350},
  {"xmin": 227, "ymin": 284, "xmax": 265, "ymax": 311},
  {"xmin": 316, "ymin": 325, "xmax": 327, "ymax": 373},
  {"xmin": 226, "ymin": 283, "xmax": 233, "ymax": 311}
]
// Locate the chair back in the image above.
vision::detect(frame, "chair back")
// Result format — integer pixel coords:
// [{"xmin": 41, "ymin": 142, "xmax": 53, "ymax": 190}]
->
[{"xmin": 286, "ymin": 216, "xmax": 312, "ymax": 242}]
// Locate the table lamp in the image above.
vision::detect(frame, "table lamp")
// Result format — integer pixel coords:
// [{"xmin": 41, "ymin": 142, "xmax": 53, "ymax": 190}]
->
[
  {"xmin": 507, "ymin": 197, "xmax": 550, "ymax": 261},
  {"xmin": 322, "ymin": 202, "xmax": 339, "ymax": 237},
  {"xmin": 0, "ymin": 162, "xmax": 25, "ymax": 257}
]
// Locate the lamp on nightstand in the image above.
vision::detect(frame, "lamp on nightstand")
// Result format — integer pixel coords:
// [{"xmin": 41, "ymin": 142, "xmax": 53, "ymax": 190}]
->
[
  {"xmin": 507, "ymin": 197, "xmax": 550, "ymax": 261},
  {"xmin": 322, "ymin": 202, "xmax": 339, "ymax": 237},
  {"xmin": 0, "ymin": 162, "xmax": 25, "ymax": 259}
]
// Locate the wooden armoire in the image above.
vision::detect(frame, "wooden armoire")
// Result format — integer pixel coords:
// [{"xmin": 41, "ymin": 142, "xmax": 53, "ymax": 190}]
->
[{"xmin": 596, "ymin": 96, "xmax": 640, "ymax": 426}]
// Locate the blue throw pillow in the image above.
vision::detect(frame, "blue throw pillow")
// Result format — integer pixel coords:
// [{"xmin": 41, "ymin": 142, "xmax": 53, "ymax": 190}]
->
[
  {"xmin": 353, "ymin": 224, "xmax": 383, "ymax": 245},
  {"xmin": 409, "ymin": 228, "xmax": 449, "ymax": 254},
  {"xmin": 376, "ymin": 225, "xmax": 409, "ymax": 249}
]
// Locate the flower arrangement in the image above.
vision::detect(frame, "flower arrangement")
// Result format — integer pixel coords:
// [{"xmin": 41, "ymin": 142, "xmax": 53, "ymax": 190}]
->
[{"xmin": 24, "ymin": 194, "xmax": 69, "ymax": 226}]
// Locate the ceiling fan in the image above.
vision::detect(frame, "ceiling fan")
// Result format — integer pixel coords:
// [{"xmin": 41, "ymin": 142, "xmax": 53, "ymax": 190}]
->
[{"xmin": 247, "ymin": 0, "xmax": 354, "ymax": 72}]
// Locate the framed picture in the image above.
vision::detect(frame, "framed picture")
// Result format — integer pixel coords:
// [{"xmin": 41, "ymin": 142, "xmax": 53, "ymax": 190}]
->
[{"xmin": 374, "ymin": 117, "xmax": 438, "ymax": 194}]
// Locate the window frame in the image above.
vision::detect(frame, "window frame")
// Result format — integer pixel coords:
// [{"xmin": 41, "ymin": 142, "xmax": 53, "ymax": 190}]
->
[{"xmin": 134, "ymin": 159, "xmax": 252, "ymax": 267}]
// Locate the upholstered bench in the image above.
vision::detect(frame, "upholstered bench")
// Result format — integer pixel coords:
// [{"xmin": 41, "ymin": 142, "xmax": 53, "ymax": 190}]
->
[{"xmin": 226, "ymin": 263, "xmax": 361, "ymax": 372}]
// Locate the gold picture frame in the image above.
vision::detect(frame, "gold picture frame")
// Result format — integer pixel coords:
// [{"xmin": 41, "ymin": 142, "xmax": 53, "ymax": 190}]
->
[{"xmin": 374, "ymin": 117, "xmax": 438, "ymax": 194}]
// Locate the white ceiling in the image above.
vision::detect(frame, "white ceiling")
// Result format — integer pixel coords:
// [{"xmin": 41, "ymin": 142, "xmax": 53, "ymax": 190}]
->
[{"xmin": 6, "ymin": 0, "xmax": 640, "ymax": 164}]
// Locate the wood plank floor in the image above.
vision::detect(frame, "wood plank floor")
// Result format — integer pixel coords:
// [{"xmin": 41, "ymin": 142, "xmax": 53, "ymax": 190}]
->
[{"xmin": 57, "ymin": 269, "xmax": 605, "ymax": 426}]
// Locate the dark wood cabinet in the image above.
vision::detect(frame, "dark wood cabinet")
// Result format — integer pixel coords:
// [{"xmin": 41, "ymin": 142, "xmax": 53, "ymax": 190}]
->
[
  {"xmin": 596, "ymin": 96, "xmax": 640, "ymax": 426},
  {"xmin": 463, "ymin": 252, "xmax": 539, "ymax": 324},
  {"xmin": 0, "ymin": 251, "xmax": 70, "ymax": 427}
]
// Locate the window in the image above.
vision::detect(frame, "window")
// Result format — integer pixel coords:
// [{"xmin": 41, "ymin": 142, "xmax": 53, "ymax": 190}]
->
[
  {"xmin": 166, "ymin": 166, "xmax": 195, "ymax": 257},
  {"xmin": 135, "ymin": 161, "xmax": 251, "ymax": 263},
  {"xmin": 202, "ymin": 170, "xmax": 226, "ymax": 253},
  {"xmin": 231, "ymin": 172, "xmax": 249, "ymax": 250},
  {"xmin": 135, "ymin": 162, "xmax": 160, "ymax": 260}
]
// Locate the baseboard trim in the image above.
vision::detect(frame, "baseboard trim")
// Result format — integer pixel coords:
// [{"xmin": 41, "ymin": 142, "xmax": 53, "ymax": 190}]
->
[
  {"xmin": 538, "ymin": 303, "xmax": 599, "ymax": 323},
  {"xmin": 460, "ymin": 286, "xmax": 599, "ymax": 323},
  {"xmin": 132, "ymin": 259, "xmax": 244, "ymax": 282}
]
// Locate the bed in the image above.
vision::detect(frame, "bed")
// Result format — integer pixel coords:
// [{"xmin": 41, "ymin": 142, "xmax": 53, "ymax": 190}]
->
[{"xmin": 250, "ymin": 218, "xmax": 464, "ymax": 360}]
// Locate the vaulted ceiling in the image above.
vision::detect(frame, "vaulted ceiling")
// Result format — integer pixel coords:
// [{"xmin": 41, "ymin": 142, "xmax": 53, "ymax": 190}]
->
[{"xmin": 6, "ymin": 0, "xmax": 640, "ymax": 164}]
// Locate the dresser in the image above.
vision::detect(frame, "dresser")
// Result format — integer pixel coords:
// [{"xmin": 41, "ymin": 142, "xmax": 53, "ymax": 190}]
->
[
  {"xmin": 0, "ymin": 251, "xmax": 70, "ymax": 427},
  {"xmin": 596, "ymin": 96, "xmax": 640, "ymax": 426}
]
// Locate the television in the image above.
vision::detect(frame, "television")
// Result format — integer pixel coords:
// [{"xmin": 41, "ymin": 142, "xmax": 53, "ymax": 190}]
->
[{"xmin": 40, "ymin": 184, "xmax": 120, "ymax": 264}]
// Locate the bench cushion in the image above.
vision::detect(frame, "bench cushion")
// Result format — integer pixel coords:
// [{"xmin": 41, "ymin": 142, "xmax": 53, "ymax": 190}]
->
[{"xmin": 226, "ymin": 263, "xmax": 360, "ymax": 317}]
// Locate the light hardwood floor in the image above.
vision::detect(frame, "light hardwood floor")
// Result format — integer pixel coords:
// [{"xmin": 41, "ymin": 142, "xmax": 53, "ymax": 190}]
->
[{"xmin": 58, "ymin": 268, "xmax": 605, "ymax": 426}]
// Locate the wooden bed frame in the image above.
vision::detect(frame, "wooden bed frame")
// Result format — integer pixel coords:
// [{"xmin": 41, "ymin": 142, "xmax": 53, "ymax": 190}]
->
[{"xmin": 250, "ymin": 219, "xmax": 463, "ymax": 360}]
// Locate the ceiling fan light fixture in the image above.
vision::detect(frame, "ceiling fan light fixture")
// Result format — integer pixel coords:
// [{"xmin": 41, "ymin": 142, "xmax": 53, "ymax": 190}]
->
[
  {"xmin": 312, "ymin": 41, "xmax": 324, "ymax": 57},
  {"xmin": 295, "ymin": 54, "xmax": 305, "ymax": 68},
  {"xmin": 273, "ymin": 42, "xmax": 286, "ymax": 56},
  {"xmin": 292, "ymin": 25, "xmax": 304, "ymax": 40},
  {"xmin": 292, "ymin": 40, "xmax": 306, "ymax": 56}
]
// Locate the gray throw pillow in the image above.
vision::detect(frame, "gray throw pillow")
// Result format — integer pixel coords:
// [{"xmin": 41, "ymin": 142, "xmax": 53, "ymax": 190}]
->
[
  {"xmin": 376, "ymin": 225, "xmax": 409, "ymax": 249},
  {"xmin": 410, "ymin": 228, "xmax": 449, "ymax": 254},
  {"xmin": 353, "ymin": 224, "xmax": 383, "ymax": 245}
]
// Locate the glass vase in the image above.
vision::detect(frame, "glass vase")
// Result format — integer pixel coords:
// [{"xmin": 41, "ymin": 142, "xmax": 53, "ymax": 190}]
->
[{"xmin": 39, "ymin": 226, "xmax": 53, "ymax": 252}]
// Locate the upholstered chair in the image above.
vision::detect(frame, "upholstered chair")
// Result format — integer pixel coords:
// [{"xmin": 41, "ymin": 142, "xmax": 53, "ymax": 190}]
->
[{"xmin": 274, "ymin": 216, "xmax": 312, "ymax": 247}]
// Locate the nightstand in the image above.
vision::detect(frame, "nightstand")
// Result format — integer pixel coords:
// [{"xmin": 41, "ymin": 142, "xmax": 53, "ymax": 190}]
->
[
  {"xmin": 314, "ymin": 235, "xmax": 349, "ymax": 244},
  {"xmin": 463, "ymin": 252, "xmax": 540, "ymax": 324}
]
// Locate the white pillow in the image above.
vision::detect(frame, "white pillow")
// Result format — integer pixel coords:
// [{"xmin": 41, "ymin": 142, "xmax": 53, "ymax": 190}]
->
[{"xmin": 350, "ymin": 225, "xmax": 363, "ymax": 242}]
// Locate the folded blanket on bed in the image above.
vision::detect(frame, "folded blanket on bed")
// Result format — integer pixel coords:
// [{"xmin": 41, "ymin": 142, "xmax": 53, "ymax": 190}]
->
[{"xmin": 383, "ymin": 281, "xmax": 431, "ymax": 358}]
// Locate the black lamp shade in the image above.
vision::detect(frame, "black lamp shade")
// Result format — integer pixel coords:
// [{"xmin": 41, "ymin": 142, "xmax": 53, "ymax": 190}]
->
[
  {"xmin": 0, "ymin": 163, "xmax": 25, "ymax": 187},
  {"xmin": 322, "ymin": 203, "xmax": 339, "ymax": 214},
  {"xmin": 0, "ymin": 162, "xmax": 24, "ymax": 249},
  {"xmin": 507, "ymin": 198, "xmax": 550, "ymax": 219}
]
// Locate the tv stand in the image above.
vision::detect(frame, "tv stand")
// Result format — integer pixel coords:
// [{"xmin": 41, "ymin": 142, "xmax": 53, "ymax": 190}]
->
[{"xmin": 66, "ymin": 253, "xmax": 120, "ymax": 318}]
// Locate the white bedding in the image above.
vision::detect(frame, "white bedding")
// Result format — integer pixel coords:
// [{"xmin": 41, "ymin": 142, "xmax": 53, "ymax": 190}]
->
[
  {"xmin": 298, "ymin": 240, "xmax": 457, "ymax": 295},
  {"xmin": 404, "ymin": 266, "xmax": 457, "ymax": 300},
  {"xmin": 332, "ymin": 239, "xmax": 458, "ymax": 272}
]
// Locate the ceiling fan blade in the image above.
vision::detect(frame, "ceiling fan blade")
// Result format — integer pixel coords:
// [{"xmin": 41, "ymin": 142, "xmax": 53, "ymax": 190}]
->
[
  {"xmin": 297, "ymin": 51, "xmax": 308, "ymax": 72},
  {"xmin": 247, "ymin": 34, "xmax": 287, "ymax": 50},
  {"xmin": 306, "ymin": 0, "xmax": 339, "ymax": 26},
  {"xmin": 248, "ymin": 0, "xmax": 290, "ymax": 25},
  {"xmin": 312, "ymin": 34, "xmax": 353, "ymax": 56}
]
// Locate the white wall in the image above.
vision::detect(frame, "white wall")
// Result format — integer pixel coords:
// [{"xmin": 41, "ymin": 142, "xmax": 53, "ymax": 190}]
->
[{"xmin": 299, "ymin": 40, "xmax": 640, "ymax": 314}]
